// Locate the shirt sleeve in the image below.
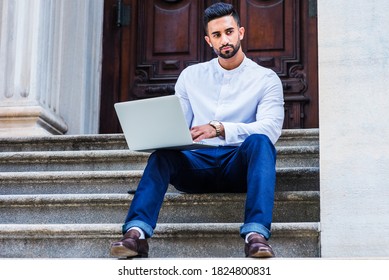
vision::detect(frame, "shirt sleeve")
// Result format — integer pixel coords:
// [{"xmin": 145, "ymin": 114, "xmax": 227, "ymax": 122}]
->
[
  {"xmin": 174, "ymin": 70, "xmax": 194, "ymax": 128},
  {"xmin": 222, "ymin": 72, "xmax": 284, "ymax": 145}
]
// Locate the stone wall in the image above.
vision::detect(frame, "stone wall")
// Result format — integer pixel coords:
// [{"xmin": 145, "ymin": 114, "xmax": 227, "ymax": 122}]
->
[{"xmin": 319, "ymin": 0, "xmax": 389, "ymax": 257}]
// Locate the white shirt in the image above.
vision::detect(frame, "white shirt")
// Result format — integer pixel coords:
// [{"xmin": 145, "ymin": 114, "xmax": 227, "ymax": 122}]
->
[{"xmin": 174, "ymin": 56, "xmax": 284, "ymax": 146}]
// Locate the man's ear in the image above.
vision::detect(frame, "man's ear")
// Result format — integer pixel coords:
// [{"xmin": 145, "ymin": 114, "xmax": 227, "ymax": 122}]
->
[
  {"xmin": 239, "ymin": 27, "xmax": 245, "ymax": 40},
  {"xmin": 204, "ymin": 36, "xmax": 212, "ymax": 47}
]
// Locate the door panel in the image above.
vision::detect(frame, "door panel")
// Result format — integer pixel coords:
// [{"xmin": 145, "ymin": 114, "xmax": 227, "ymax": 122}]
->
[
  {"xmin": 133, "ymin": 0, "xmax": 205, "ymax": 100},
  {"xmin": 99, "ymin": 0, "xmax": 318, "ymax": 133},
  {"xmin": 240, "ymin": 0, "xmax": 317, "ymax": 129}
]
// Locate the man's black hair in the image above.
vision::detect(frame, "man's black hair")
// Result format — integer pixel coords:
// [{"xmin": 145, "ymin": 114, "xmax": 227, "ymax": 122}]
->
[{"xmin": 203, "ymin": 2, "xmax": 241, "ymax": 34}]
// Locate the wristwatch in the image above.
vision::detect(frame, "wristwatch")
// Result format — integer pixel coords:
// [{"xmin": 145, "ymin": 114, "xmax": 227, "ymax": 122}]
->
[{"xmin": 209, "ymin": 120, "xmax": 222, "ymax": 137}]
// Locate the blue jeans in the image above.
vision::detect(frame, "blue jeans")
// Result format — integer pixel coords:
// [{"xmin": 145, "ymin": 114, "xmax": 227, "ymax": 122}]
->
[{"xmin": 122, "ymin": 134, "xmax": 277, "ymax": 240}]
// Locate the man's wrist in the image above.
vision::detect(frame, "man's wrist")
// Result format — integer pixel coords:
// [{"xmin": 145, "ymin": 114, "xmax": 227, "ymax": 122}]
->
[{"xmin": 209, "ymin": 120, "xmax": 222, "ymax": 137}]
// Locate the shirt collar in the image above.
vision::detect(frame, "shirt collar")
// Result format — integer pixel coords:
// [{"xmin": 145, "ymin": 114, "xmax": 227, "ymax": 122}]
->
[{"xmin": 214, "ymin": 54, "xmax": 248, "ymax": 75}]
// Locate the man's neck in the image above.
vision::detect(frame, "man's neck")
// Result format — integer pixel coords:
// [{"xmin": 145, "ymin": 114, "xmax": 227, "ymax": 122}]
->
[{"xmin": 218, "ymin": 50, "xmax": 245, "ymax": 70}]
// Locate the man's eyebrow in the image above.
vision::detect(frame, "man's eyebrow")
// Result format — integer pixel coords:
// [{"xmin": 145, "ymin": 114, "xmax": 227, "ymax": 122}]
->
[{"xmin": 211, "ymin": 27, "xmax": 234, "ymax": 36}]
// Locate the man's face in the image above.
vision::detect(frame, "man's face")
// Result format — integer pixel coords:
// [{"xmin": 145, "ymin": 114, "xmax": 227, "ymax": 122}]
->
[{"xmin": 205, "ymin": 15, "xmax": 245, "ymax": 59}]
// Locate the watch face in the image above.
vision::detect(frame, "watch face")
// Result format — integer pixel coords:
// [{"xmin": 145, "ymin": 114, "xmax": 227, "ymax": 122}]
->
[{"xmin": 210, "ymin": 120, "xmax": 220, "ymax": 127}]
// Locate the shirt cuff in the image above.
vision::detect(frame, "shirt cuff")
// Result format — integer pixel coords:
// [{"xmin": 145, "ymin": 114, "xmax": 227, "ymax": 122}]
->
[{"xmin": 222, "ymin": 122, "xmax": 242, "ymax": 145}]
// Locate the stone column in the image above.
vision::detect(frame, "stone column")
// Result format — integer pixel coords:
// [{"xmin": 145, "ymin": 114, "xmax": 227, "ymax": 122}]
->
[
  {"xmin": 0, "ymin": 0, "xmax": 104, "ymax": 136},
  {"xmin": 0, "ymin": 0, "xmax": 67, "ymax": 136}
]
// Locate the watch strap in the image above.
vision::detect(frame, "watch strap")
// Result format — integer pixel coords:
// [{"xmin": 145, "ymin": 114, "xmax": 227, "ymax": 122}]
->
[{"xmin": 209, "ymin": 120, "xmax": 221, "ymax": 137}]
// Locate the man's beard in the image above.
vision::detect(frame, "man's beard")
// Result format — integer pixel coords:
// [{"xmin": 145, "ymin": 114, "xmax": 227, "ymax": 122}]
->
[{"xmin": 214, "ymin": 40, "xmax": 241, "ymax": 59}]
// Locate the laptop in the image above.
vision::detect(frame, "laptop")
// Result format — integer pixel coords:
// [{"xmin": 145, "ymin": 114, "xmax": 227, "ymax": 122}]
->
[{"xmin": 114, "ymin": 95, "xmax": 218, "ymax": 152}]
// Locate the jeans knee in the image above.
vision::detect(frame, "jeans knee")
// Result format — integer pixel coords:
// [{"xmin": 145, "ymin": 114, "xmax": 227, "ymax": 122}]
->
[
  {"xmin": 240, "ymin": 134, "xmax": 276, "ymax": 162},
  {"xmin": 242, "ymin": 134, "xmax": 273, "ymax": 149},
  {"xmin": 147, "ymin": 150, "xmax": 184, "ymax": 172},
  {"xmin": 149, "ymin": 150, "xmax": 178, "ymax": 162}
]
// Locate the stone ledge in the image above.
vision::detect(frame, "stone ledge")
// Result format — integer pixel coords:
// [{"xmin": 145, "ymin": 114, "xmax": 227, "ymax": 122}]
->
[
  {"xmin": 0, "ymin": 191, "xmax": 319, "ymax": 224},
  {"xmin": 0, "ymin": 222, "xmax": 320, "ymax": 258},
  {"xmin": 0, "ymin": 146, "xmax": 319, "ymax": 172},
  {"xmin": 0, "ymin": 191, "xmax": 319, "ymax": 207},
  {"xmin": 0, "ymin": 167, "xmax": 319, "ymax": 194},
  {"xmin": 0, "ymin": 129, "xmax": 319, "ymax": 151}
]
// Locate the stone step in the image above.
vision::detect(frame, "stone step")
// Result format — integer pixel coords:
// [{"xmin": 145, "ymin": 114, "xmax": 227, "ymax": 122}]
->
[
  {"xmin": 0, "ymin": 129, "xmax": 320, "ymax": 259},
  {"xmin": 0, "ymin": 129, "xmax": 319, "ymax": 152},
  {"xmin": 276, "ymin": 129, "xmax": 319, "ymax": 146},
  {"xmin": 0, "ymin": 150, "xmax": 149, "ymax": 172},
  {"xmin": 0, "ymin": 167, "xmax": 319, "ymax": 195},
  {"xmin": 0, "ymin": 222, "xmax": 320, "ymax": 258},
  {"xmin": 0, "ymin": 134, "xmax": 127, "ymax": 152},
  {"xmin": 0, "ymin": 191, "xmax": 319, "ymax": 224},
  {"xmin": 0, "ymin": 145, "xmax": 318, "ymax": 172}
]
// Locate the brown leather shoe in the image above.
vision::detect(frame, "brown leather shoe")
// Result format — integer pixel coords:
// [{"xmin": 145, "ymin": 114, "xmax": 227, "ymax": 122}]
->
[
  {"xmin": 110, "ymin": 229, "xmax": 149, "ymax": 258},
  {"xmin": 245, "ymin": 233, "xmax": 275, "ymax": 258}
]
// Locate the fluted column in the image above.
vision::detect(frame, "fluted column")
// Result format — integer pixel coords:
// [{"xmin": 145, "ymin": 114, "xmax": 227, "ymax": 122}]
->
[
  {"xmin": 0, "ymin": 0, "xmax": 103, "ymax": 136},
  {"xmin": 0, "ymin": 0, "xmax": 68, "ymax": 136}
]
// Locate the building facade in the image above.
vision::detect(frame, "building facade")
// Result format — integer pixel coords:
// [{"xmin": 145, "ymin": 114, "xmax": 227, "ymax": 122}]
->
[{"xmin": 1, "ymin": 0, "xmax": 389, "ymax": 257}]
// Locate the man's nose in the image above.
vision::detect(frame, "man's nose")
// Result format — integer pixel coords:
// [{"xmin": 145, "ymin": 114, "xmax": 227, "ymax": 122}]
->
[{"xmin": 220, "ymin": 34, "xmax": 230, "ymax": 45}]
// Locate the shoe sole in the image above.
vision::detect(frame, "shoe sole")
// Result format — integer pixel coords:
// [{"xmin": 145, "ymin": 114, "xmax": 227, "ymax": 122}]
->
[
  {"xmin": 110, "ymin": 245, "xmax": 140, "ymax": 258},
  {"xmin": 249, "ymin": 251, "xmax": 275, "ymax": 258}
]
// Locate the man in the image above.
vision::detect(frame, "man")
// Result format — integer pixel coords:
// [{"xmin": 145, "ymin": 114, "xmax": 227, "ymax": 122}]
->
[{"xmin": 110, "ymin": 2, "xmax": 284, "ymax": 258}]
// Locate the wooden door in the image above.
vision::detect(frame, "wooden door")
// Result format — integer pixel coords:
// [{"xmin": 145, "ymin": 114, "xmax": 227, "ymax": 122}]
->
[{"xmin": 99, "ymin": 0, "xmax": 318, "ymax": 133}]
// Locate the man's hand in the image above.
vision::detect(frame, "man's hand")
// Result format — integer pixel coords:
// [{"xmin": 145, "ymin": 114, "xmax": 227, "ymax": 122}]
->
[{"xmin": 190, "ymin": 123, "xmax": 224, "ymax": 142}]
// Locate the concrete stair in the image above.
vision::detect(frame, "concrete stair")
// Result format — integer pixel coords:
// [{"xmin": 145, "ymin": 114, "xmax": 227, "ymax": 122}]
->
[{"xmin": 0, "ymin": 129, "xmax": 320, "ymax": 258}]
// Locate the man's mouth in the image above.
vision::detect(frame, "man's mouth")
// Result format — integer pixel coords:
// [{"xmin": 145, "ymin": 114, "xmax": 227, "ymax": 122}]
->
[{"xmin": 221, "ymin": 45, "xmax": 233, "ymax": 51}]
